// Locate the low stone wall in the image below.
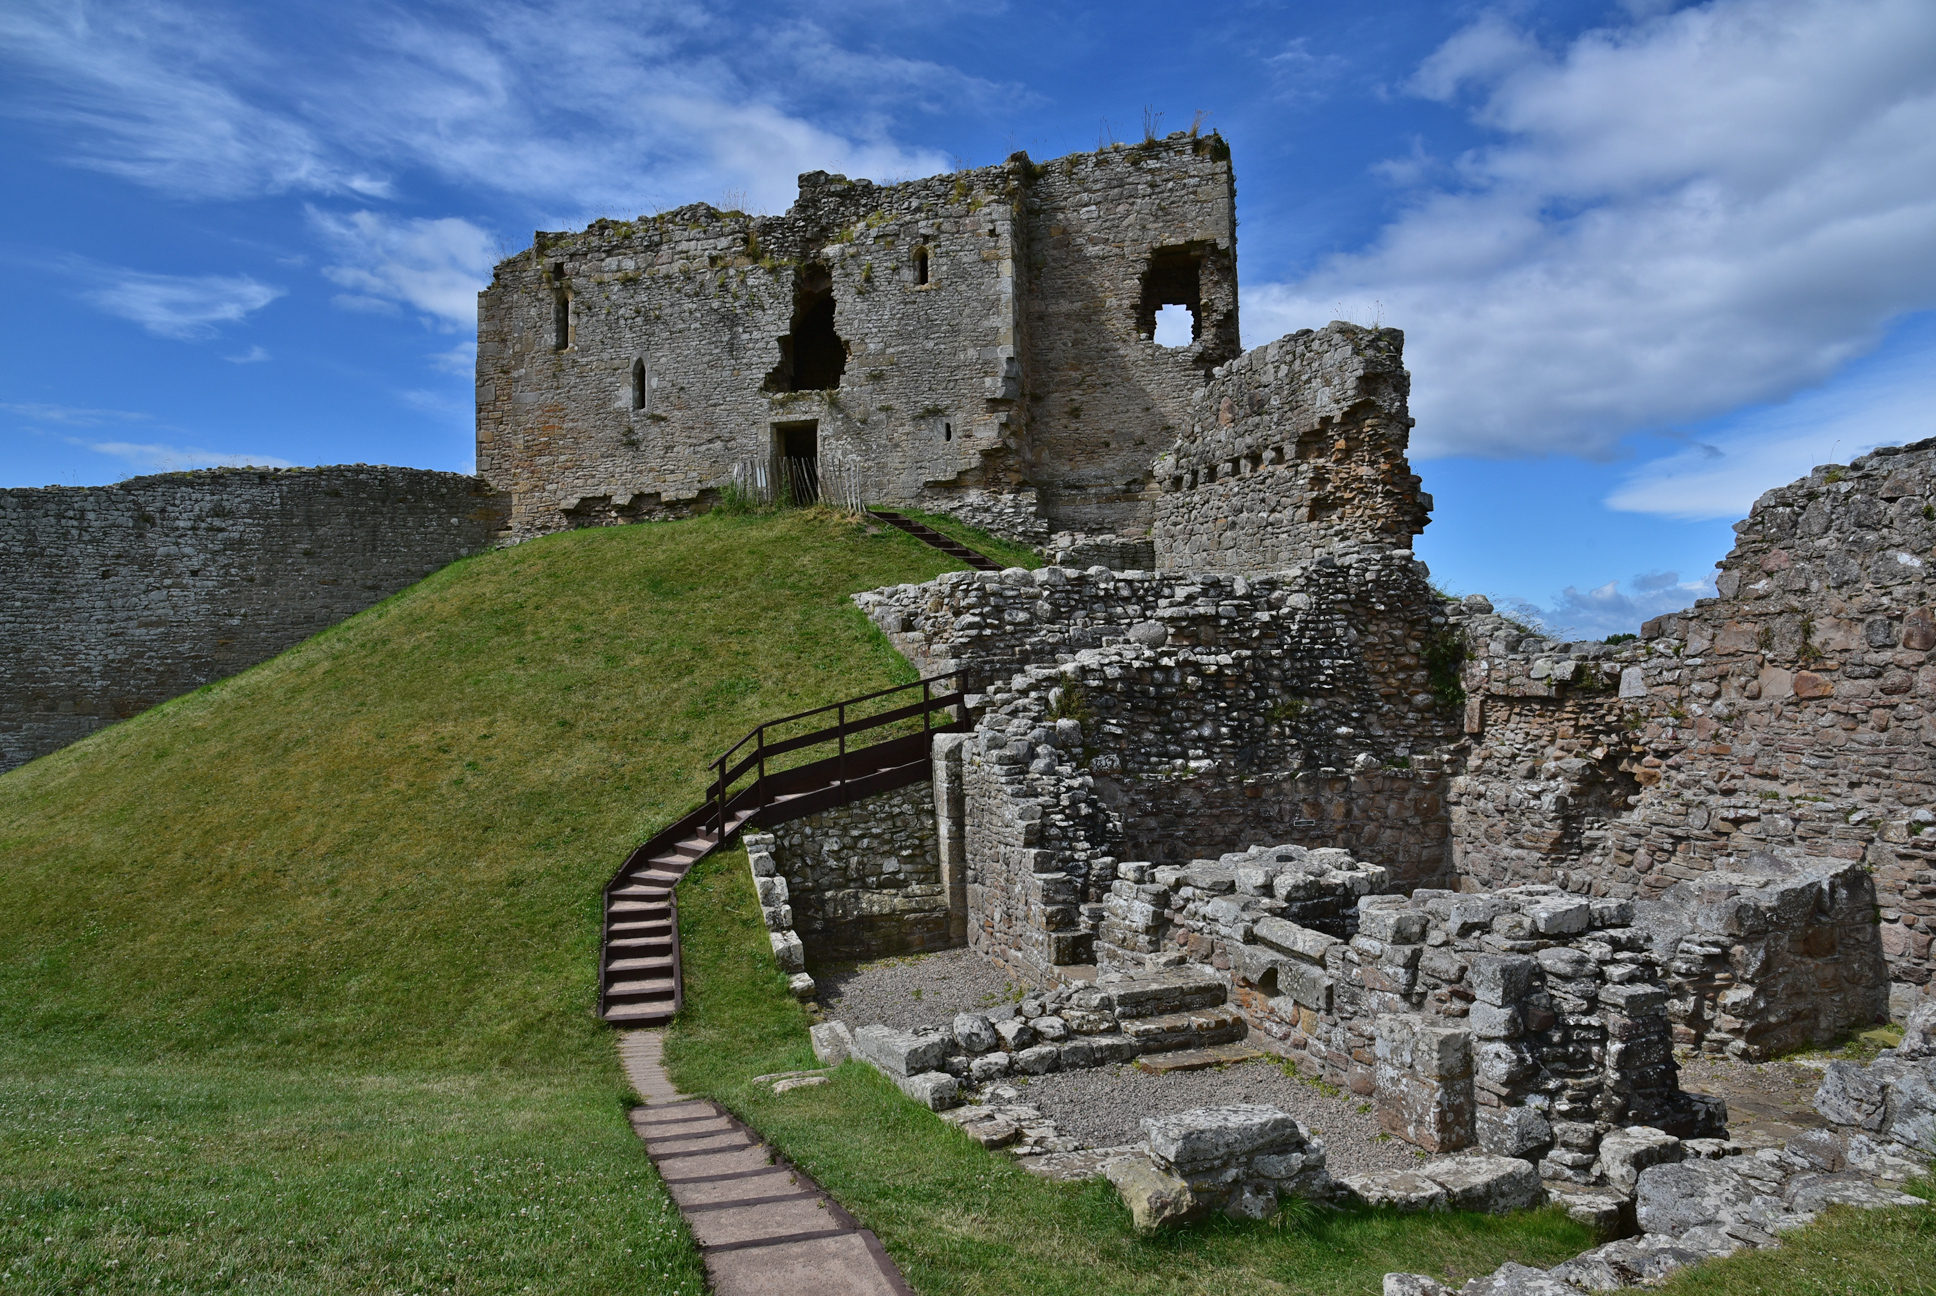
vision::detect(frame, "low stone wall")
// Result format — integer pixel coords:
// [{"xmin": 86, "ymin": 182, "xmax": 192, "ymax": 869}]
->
[
  {"xmin": 763, "ymin": 783, "xmax": 952, "ymax": 963},
  {"xmin": 0, "ymin": 466, "xmax": 507, "ymax": 772},
  {"xmin": 1204, "ymin": 858, "xmax": 1720, "ymax": 1176},
  {"xmin": 915, "ymin": 486, "xmax": 1050, "ymax": 546}
]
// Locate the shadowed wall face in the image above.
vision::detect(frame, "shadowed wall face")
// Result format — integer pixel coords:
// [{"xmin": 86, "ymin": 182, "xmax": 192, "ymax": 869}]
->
[{"xmin": 0, "ymin": 466, "xmax": 507, "ymax": 772}]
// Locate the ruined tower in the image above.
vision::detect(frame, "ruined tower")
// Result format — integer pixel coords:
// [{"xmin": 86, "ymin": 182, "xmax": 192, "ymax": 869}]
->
[{"xmin": 474, "ymin": 134, "xmax": 1240, "ymax": 541}]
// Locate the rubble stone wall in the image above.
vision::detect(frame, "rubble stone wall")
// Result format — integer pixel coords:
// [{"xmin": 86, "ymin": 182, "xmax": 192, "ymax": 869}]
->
[
  {"xmin": 1151, "ymin": 324, "xmax": 1431, "ymax": 571},
  {"xmin": 0, "ymin": 466, "xmax": 507, "ymax": 772},
  {"xmin": 1451, "ymin": 438, "xmax": 1936, "ymax": 1016},
  {"xmin": 764, "ymin": 783, "xmax": 953, "ymax": 962}
]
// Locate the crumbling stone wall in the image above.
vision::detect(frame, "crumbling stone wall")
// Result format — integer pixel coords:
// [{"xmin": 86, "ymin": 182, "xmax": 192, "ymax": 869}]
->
[
  {"xmin": 764, "ymin": 784, "xmax": 952, "ymax": 961},
  {"xmin": 1162, "ymin": 851, "xmax": 1719, "ymax": 1174},
  {"xmin": 0, "ymin": 466, "xmax": 507, "ymax": 772},
  {"xmin": 1450, "ymin": 438, "xmax": 1936, "ymax": 1017},
  {"xmin": 1151, "ymin": 324, "xmax": 1430, "ymax": 571},
  {"xmin": 477, "ymin": 134, "xmax": 1237, "ymax": 541}
]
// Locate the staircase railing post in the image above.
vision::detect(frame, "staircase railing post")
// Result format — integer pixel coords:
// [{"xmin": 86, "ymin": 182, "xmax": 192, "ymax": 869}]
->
[{"xmin": 838, "ymin": 702, "xmax": 846, "ymax": 790}]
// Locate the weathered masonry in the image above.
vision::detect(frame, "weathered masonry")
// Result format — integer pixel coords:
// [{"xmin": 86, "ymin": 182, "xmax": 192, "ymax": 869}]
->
[
  {"xmin": 475, "ymin": 133, "xmax": 1239, "ymax": 541},
  {"xmin": 0, "ymin": 467, "xmax": 507, "ymax": 773}
]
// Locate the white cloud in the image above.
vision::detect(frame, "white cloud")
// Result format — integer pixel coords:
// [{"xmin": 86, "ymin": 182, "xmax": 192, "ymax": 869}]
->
[
  {"xmin": 1504, "ymin": 571, "xmax": 1717, "ymax": 640},
  {"xmin": 224, "ymin": 344, "xmax": 270, "ymax": 363},
  {"xmin": 74, "ymin": 439, "xmax": 296, "ymax": 472},
  {"xmin": 428, "ymin": 343, "xmax": 476, "ymax": 376},
  {"xmin": 0, "ymin": 0, "xmax": 965, "ymax": 216},
  {"xmin": 1606, "ymin": 318, "xmax": 1936, "ymax": 519},
  {"xmin": 1248, "ymin": 0, "xmax": 1936, "ymax": 461},
  {"xmin": 310, "ymin": 208, "xmax": 495, "ymax": 329},
  {"xmin": 78, "ymin": 265, "xmax": 283, "ymax": 339},
  {"xmin": 2, "ymin": 402, "xmax": 149, "ymax": 426}
]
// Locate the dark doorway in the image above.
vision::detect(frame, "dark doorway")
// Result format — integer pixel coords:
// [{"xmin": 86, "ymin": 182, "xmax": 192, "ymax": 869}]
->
[
  {"xmin": 763, "ymin": 266, "xmax": 846, "ymax": 392},
  {"xmin": 773, "ymin": 420, "xmax": 819, "ymax": 504}
]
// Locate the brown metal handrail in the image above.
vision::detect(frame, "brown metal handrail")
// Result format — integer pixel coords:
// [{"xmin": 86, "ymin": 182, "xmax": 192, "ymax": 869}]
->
[{"xmin": 708, "ymin": 673, "xmax": 963, "ymax": 837}]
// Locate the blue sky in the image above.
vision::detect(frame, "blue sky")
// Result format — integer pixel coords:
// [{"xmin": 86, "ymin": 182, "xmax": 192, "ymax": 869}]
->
[{"xmin": 4, "ymin": 0, "xmax": 1934, "ymax": 637}]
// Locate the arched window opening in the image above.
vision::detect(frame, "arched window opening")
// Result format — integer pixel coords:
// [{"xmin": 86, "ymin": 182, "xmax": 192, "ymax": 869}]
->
[
  {"xmin": 631, "ymin": 358, "xmax": 647, "ymax": 411},
  {"xmin": 913, "ymin": 247, "xmax": 930, "ymax": 286},
  {"xmin": 762, "ymin": 265, "xmax": 846, "ymax": 392}
]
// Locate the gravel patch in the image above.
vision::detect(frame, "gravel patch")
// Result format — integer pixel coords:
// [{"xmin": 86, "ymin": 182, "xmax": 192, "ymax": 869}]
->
[
  {"xmin": 814, "ymin": 948, "xmax": 1023, "ymax": 1031},
  {"xmin": 1015, "ymin": 1058, "xmax": 1425, "ymax": 1178}
]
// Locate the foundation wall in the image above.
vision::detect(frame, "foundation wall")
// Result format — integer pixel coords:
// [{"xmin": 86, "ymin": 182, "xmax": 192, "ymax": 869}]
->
[{"xmin": 764, "ymin": 783, "xmax": 954, "ymax": 963}]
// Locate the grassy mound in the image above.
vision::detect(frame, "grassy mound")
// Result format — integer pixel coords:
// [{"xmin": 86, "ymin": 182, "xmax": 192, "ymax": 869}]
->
[{"xmin": 0, "ymin": 509, "xmax": 957, "ymax": 1293}]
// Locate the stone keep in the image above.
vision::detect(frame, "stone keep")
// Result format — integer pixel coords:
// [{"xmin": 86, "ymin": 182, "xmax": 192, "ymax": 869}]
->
[{"xmin": 475, "ymin": 134, "xmax": 1240, "ymax": 541}]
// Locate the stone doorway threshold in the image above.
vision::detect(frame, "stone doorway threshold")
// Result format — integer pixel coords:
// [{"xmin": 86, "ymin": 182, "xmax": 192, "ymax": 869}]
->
[
  {"xmin": 1676, "ymin": 1052, "xmax": 1837, "ymax": 1149},
  {"xmin": 619, "ymin": 1031, "xmax": 914, "ymax": 1296}
]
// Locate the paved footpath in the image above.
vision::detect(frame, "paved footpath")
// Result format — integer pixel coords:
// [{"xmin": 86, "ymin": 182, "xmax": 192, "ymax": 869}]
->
[{"xmin": 619, "ymin": 1031, "xmax": 913, "ymax": 1296}]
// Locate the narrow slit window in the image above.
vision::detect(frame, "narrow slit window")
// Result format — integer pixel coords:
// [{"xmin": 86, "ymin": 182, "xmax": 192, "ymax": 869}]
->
[
  {"xmin": 553, "ymin": 290, "xmax": 572, "ymax": 351},
  {"xmin": 913, "ymin": 247, "xmax": 930, "ymax": 286},
  {"xmin": 943, "ymin": 421, "xmax": 952, "ymax": 441},
  {"xmin": 630, "ymin": 358, "xmax": 647, "ymax": 410}
]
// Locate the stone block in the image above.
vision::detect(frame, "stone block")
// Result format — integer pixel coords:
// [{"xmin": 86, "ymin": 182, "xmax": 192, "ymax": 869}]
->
[
  {"xmin": 1012, "ymin": 1044, "xmax": 1061, "ymax": 1074},
  {"xmin": 994, "ymin": 1018, "xmax": 1038, "ymax": 1050},
  {"xmin": 1340, "ymin": 1170, "xmax": 1447, "ymax": 1211},
  {"xmin": 1527, "ymin": 900, "xmax": 1590, "ymax": 936},
  {"xmin": 1253, "ymin": 915, "xmax": 1341, "ymax": 962},
  {"xmin": 755, "ymin": 874, "xmax": 789, "ymax": 906},
  {"xmin": 1383, "ymin": 1276, "xmax": 1454, "ymax": 1296},
  {"xmin": 1360, "ymin": 908, "xmax": 1430, "ymax": 945},
  {"xmin": 953, "ymin": 1012, "xmax": 999, "ymax": 1054},
  {"xmin": 769, "ymin": 930, "xmax": 805, "ymax": 974},
  {"xmin": 787, "ymin": 972, "xmax": 816, "ymax": 1000},
  {"xmin": 1105, "ymin": 1155, "xmax": 1202, "ymax": 1232},
  {"xmin": 1817, "ymin": 1058, "xmax": 1892, "ymax": 1131},
  {"xmin": 1469, "ymin": 1002, "xmax": 1523, "ymax": 1039},
  {"xmin": 1143, "ymin": 1104, "xmax": 1305, "ymax": 1172},
  {"xmin": 1470, "ymin": 955, "xmax": 1539, "ymax": 1007},
  {"xmin": 1600, "ymin": 983, "xmax": 1667, "ymax": 1016},
  {"xmin": 1596, "ymin": 1126, "xmax": 1682, "ymax": 1194},
  {"xmin": 854, "ymin": 1025, "xmax": 951, "ymax": 1078},
  {"xmin": 810, "ymin": 1020, "xmax": 855, "ymax": 1067},
  {"xmin": 968, "ymin": 1052, "xmax": 1011, "ymax": 1082},
  {"xmin": 1376, "ymin": 1014, "xmax": 1473, "ymax": 1079},
  {"xmin": 1634, "ymin": 1160, "xmax": 1754, "ymax": 1237},
  {"xmin": 1420, "ymin": 1154, "xmax": 1545, "ymax": 1213},
  {"xmin": 1377, "ymin": 1071, "xmax": 1476, "ymax": 1154},
  {"xmin": 896, "ymin": 1070, "xmax": 960, "ymax": 1111},
  {"xmin": 1477, "ymin": 1105, "xmax": 1553, "ymax": 1159}
]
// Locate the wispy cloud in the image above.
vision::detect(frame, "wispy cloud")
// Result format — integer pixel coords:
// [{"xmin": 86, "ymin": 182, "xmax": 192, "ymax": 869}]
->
[
  {"xmin": 77, "ymin": 263, "xmax": 283, "ymax": 339},
  {"xmin": 224, "ymin": 344, "xmax": 270, "ymax": 363},
  {"xmin": 1248, "ymin": 0, "xmax": 1936, "ymax": 461},
  {"xmin": 0, "ymin": 0, "xmax": 970, "ymax": 216},
  {"xmin": 1607, "ymin": 313, "xmax": 1936, "ymax": 520},
  {"xmin": 71, "ymin": 438, "xmax": 296, "ymax": 473},
  {"xmin": 2, "ymin": 401, "xmax": 149, "ymax": 426},
  {"xmin": 309, "ymin": 208, "xmax": 495, "ymax": 330}
]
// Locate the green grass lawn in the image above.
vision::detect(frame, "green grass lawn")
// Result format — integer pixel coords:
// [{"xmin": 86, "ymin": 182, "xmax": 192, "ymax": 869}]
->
[
  {"xmin": 0, "ymin": 509, "xmax": 954, "ymax": 1294},
  {"xmin": 2, "ymin": 505, "xmax": 1929, "ymax": 1294}
]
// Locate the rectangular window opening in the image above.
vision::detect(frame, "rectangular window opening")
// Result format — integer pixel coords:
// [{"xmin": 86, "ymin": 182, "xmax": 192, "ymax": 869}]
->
[{"xmin": 914, "ymin": 247, "xmax": 930, "ymax": 285}]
